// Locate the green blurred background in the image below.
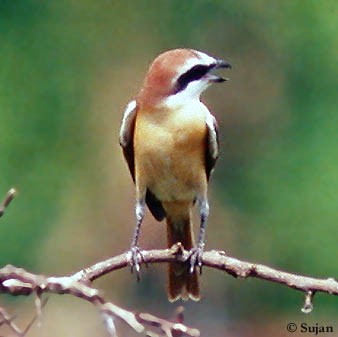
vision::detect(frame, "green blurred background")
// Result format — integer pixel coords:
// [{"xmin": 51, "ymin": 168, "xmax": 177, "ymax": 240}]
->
[{"xmin": 0, "ymin": 1, "xmax": 337, "ymax": 336}]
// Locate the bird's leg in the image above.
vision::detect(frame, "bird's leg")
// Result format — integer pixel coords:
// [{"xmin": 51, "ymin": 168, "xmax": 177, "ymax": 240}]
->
[
  {"xmin": 189, "ymin": 197, "xmax": 209, "ymax": 274},
  {"xmin": 128, "ymin": 198, "xmax": 145, "ymax": 281}
]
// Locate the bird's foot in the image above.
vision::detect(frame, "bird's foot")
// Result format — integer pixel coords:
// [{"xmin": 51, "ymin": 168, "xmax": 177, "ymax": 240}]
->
[
  {"xmin": 189, "ymin": 244, "xmax": 204, "ymax": 274},
  {"xmin": 127, "ymin": 245, "xmax": 145, "ymax": 281}
]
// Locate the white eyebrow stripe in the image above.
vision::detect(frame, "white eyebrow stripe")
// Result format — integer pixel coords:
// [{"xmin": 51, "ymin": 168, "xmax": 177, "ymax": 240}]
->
[{"xmin": 195, "ymin": 50, "xmax": 217, "ymax": 64}]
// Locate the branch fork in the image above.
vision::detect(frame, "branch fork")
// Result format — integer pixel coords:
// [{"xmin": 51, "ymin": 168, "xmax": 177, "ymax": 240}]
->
[{"xmin": 1, "ymin": 189, "xmax": 337, "ymax": 336}]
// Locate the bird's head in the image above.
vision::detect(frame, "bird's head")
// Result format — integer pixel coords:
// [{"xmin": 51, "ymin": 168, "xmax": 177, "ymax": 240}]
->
[{"xmin": 137, "ymin": 48, "xmax": 231, "ymax": 109}]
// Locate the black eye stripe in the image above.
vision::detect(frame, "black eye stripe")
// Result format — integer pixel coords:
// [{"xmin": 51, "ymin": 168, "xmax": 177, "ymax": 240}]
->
[{"xmin": 174, "ymin": 64, "xmax": 215, "ymax": 94}]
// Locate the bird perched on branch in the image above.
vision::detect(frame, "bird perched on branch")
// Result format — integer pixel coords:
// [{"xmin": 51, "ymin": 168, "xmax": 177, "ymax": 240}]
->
[{"xmin": 119, "ymin": 48, "xmax": 231, "ymax": 302}]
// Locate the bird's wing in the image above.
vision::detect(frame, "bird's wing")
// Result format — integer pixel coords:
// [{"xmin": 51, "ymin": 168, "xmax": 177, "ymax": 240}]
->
[
  {"xmin": 119, "ymin": 100, "xmax": 137, "ymax": 182},
  {"xmin": 119, "ymin": 100, "xmax": 166, "ymax": 221},
  {"xmin": 205, "ymin": 112, "xmax": 219, "ymax": 180}
]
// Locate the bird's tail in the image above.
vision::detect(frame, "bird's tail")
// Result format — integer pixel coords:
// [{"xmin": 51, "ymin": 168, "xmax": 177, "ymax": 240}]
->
[{"xmin": 165, "ymin": 202, "xmax": 200, "ymax": 302}]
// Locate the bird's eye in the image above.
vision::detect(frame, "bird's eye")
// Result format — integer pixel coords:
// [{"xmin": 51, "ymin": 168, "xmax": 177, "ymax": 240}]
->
[{"xmin": 174, "ymin": 64, "xmax": 214, "ymax": 94}]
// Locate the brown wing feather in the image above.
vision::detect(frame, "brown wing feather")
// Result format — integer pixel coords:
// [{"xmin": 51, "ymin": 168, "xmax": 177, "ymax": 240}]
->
[
  {"xmin": 122, "ymin": 144, "xmax": 135, "ymax": 182},
  {"xmin": 119, "ymin": 101, "xmax": 137, "ymax": 181},
  {"xmin": 119, "ymin": 101, "xmax": 166, "ymax": 221},
  {"xmin": 205, "ymin": 114, "xmax": 219, "ymax": 180}
]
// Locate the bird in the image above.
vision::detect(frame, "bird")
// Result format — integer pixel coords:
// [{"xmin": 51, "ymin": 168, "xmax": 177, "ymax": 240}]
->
[{"xmin": 119, "ymin": 48, "xmax": 231, "ymax": 302}]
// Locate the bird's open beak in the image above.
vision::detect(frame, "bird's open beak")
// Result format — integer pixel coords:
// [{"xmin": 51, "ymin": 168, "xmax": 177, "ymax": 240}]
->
[{"xmin": 207, "ymin": 59, "xmax": 232, "ymax": 83}]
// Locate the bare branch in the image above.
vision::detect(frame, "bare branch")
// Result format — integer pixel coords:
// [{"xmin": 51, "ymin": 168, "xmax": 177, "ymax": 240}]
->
[
  {"xmin": 102, "ymin": 312, "xmax": 118, "ymax": 337},
  {"xmin": 1, "ymin": 244, "xmax": 337, "ymax": 335},
  {"xmin": 0, "ymin": 188, "xmax": 16, "ymax": 218},
  {"xmin": 0, "ymin": 306, "xmax": 22, "ymax": 336},
  {"xmin": 22, "ymin": 297, "xmax": 49, "ymax": 336},
  {"xmin": 136, "ymin": 311, "xmax": 199, "ymax": 337},
  {"xmin": 301, "ymin": 291, "xmax": 314, "ymax": 314},
  {"xmin": 71, "ymin": 245, "xmax": 338, "ymax": 297},
  {"xmin": 0, "ymin": 264, "xmax": 198, "ymax": 337}
]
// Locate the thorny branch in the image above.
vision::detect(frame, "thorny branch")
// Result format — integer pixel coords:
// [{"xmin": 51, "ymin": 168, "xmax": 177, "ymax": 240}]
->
[{"xmin": 1, "ymin": 189, "xmax": 338, "ymax": 336}]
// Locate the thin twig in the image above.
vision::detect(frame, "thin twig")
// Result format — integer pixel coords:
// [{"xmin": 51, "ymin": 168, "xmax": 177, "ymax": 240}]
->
[
  {"xmin": 0, "ymin": 188, "xmax": 16, "ymax": 218},
  {"xmin": 0, "ymin": 307, "xmax": 22, "ymax": 336},
  {"xmin": 26, "ymin": 297, "xmax": 48, "ymax": 333}
]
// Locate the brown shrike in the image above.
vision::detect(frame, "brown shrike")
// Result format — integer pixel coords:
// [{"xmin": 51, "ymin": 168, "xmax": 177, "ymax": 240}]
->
[{"xmin": 119, "ymin": 48, "xmax": 230, "ymax": 302}]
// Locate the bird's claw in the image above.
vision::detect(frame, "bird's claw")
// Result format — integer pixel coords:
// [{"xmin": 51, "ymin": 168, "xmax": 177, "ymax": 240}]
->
[
  {"xmin": 189, "ymin": 245, "xmax": 204, "ymax": 274},
  {"xmin": 128, "ymin": 246, "xmax": 144, "ymax": 281}
]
